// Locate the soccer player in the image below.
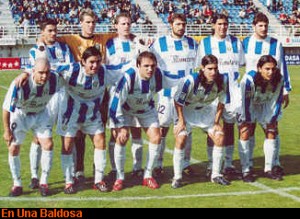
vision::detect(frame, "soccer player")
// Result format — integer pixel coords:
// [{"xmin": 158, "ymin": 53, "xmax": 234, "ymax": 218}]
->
[
  {"xmin": 109, "ymin": 51, "xmax": 179, "ymax": 191},
  {"xmin": 243, "ymin": 12, "xmax": 291, "ymax": 176},
  {"xmin": 56, "ymin": 47, "xmax": 121, "ymax": 194},
  {"xmin": 27, "ymin": 18, "xmax": 75, "ymax": 190},
  {"xmin": 106, "ymin": 13, "xmax": 148, "ymax": 179},
  {"xmin": 59, "ymin": 9, "xmax": 115, "ymax": 182},
  {"xmin": 238, "ymin": 55, "xmax": 284, "ymax": 182},
  {"xmin": 149, "ymin": 13, "xmax": 198, "ymax": 177},
  {"xmin": 196, "ymin": 14, "xmax": 245, "ymax": 178},
  {"xmin": 172, "ymin": 55, "xmax": 231, "ymax": 188},
  {"xmin": 3, "ymin": 58, "xmax": 61, "ymax": 197}
]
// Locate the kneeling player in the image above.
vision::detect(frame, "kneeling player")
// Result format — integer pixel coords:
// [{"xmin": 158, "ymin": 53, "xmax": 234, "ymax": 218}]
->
[
  {"xmin": 238, "ymin": 55, "xmax": 285, "ymax": 182},
  {"xmin": 172, "ymin": 55, "xmax": 231, "ymax": 188},
  {"xmin": 2, "ymin": 59, "xmax": 61, "ymax": 197}
]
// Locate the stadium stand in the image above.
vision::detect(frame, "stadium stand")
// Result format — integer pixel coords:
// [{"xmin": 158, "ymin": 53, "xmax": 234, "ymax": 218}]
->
[{"xmin": 8, "ymin": 0, "xmax": 147, "ymax": 26}]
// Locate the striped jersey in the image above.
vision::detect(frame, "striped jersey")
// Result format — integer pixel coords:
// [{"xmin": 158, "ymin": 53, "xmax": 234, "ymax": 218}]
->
[
  {"xmin": 197, "ymin": 35, "xmax": 245, "ymax": 81},
  {"xmin": 174, "ymin": 73, "xmax": 229, "ymax": 109},
  {"xmin": 29, "ymin": 42, "xmax": 75, "ymax": 71},
  {"xmin": 57, "ymin": 63, "xmax": 121, "ymax": 123},
  {"xmin": 106, "ymin": 36, "xmax": 148, "ymax": 72},
  {"xmin": 243, "ymin": 35, "xmax": 291, "ymax": 93},
  {"xmin": 239, "ymin": 70, "xmax": 284, "ymax": 124},
  {"xmin": 149, "ymin": 35, "xmax": 198, "ymax": 97},
  {"xmin": 3, "ymin": 73, "xmax": 62, "ymax": 114},
  {"xmin": 109, "ymin": 67, "xmax": 179, "ymax": 125}
]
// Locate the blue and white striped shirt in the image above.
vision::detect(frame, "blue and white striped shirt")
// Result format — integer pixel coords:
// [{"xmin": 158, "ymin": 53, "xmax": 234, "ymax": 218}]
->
[{"xmin": 243, "ymin": 35, "xmax": 291, "ymax": 93}]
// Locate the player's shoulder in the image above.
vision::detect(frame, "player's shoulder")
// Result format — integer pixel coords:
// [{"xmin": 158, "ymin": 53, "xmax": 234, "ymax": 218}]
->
[{"xmin": 242, "ymin": 70, "xmax": 257, "ymax": 83}]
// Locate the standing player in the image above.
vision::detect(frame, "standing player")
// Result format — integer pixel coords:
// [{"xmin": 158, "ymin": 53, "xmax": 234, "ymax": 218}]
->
[
  {"xmin": 56, "ymin": 47, "xmax": 121, "ymax": 194},
  {"xmin": 196, "ymin": 14, "xmax": 245, "ymax": 178},
  {"xmin": 149, "ymin": 13, "xmax": 198, "ymax": 177},
  {"xmin": 27, "ymin": 19, "xmax": 75, "ymax": 190},
  {"xmin": 172, "ymin": 55, "xmax": 230, "ymax": 188},
  {"xmin": 109, "ymin": 52, "xmax": 179, "ymax": 191},
  {"xmin": 3, "ymin": 58, "xmax": 61, "ymax": 197},
  {"xmin": 59, "ymin": 9, "xmax": 115, "ymax": 182},
  {"xmin": 238, "ymin": 55, "xmax": 284, "ymax": 182},
  {"xmin": 106, "ymin": 13, "xmax": 148, "ymax": 179},
  {"xmin": 242, "ymin": 12, "xmax": 291, "ymax": 177}
]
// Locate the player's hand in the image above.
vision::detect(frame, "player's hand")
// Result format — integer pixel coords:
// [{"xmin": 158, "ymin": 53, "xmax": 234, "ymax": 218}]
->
[
  {"xmin": 174, "ymin": 121, "xmax": 186, "ymax": 136},
  {"xmin": 213, "ymin": 123, "xmax": 224, "ymax": 136},
  {"xmin": 3, "ymin": 129, "xmax": 14, "ymax": 147},
  {"xmin": 15, "ymin": 72, "xmax": 30, "ymax": 87},
  {"xmin": 283, "ymin": 94, "xmax": 290, "ymax": 109},
  {"xmin": 116, "ymin": 128, "xmax": 129, "ymax": 145}
]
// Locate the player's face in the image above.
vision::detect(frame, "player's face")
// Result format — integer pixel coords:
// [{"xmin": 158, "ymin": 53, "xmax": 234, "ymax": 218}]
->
[
  {"xmin": 115, "ymin": 17, "xmax": 132, "ymax": 38},
  {"xmin": 41, "ymin": 25, "xmax": 57, "ymax": 45},
  {"xmin": 202, "ymin": 63, "xmax": 218, "ymax": 84},
  {"xmin": 171, "ymin": 19, "xmax": 186, "ymax": 39},
  {"xmin": 253, "ymin": 22, "xmax": 268, "ymax": 39},
  {"xmin": 33, "ymin": 65, "xmax": 50, "ymax": 85},
  {"xmin": 83, "ymin": 55, "xmax": 102, "ymax": 75},
  {"xmin": 138, "ymin": 57, "xmax": 157, "ymax": 80},
  {"xmin": 213, "ymin": 19, "xmax": 228, "ymax": 39},
  {"xmin": 81, "ymin": 15, "xmax": 96, "ymax": 37},
  {"xmin": 258, "ymin": 62, "xmax": 276, "ymax": 81}
]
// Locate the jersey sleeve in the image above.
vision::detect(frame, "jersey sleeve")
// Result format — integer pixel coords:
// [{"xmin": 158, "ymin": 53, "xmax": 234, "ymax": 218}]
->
[
  {"xmin": 269, "ymin": 79, "xmax": 284, "ymax": 124},
  {"xmin": 3, "ymin": 82, "xmax": 19, "ymax": 113},
  {"xmin": 109, "ymin": 75, "xmax": 130, "ymax": 126},
  {"xmin": 277, "ymin": 43, "xmax": 292, "ymax": 94},
  {"xmin": 238, "ymin": 39, "xmax": 246, "ymax": 67},
  {"xmin": 174, "ymin": 75, "xmax": 194, "ymax": 106},
  {"xmin": 240, "ymin": 76, "xmax": 254, "ymax": 123}
]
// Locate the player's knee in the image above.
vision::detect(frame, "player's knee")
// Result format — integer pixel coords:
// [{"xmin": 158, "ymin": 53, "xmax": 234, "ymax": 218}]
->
[
  {"xmin": 9, "ymin": 145, "xmax": 20, "ymax": 156},
  {"xmin": 150, "ymin": 133, "xmax": 162, "ymax": 145},
  {"xmin": 239, "ymin": 124, "xmax": 251, "ymax": 141},
  {"xmin": 214, "ymin": 132, "xmax": 225, "ymax": 147},
  {"xmin": 176, "ymin": 135, "xmax": 187, "ymax": 150},
  {"xmin": 265, "ymin": 126, "xmax": 278, "ymax": 140},
  {"xmin": 41, "ymin": 140, "xmax": 54, "ymax": 151}
]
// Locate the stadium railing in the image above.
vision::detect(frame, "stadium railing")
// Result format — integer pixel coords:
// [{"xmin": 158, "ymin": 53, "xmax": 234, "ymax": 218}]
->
[{"xmin": 0, "ymin": 24, "xmax": 299, "ymax": 40}]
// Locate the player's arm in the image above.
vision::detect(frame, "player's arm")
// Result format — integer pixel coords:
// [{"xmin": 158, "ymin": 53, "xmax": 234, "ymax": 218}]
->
[
  {"xmin": 214, "ymin": 102, "xmax": 225, "ymax": 129},
  {"xmin": 240, "ymin": 77, "xmax": 253, "ymax": 124},
  {"xmin": 270, "ymin": 79, "xmax": 285, "ymax": 124},
  {"xmin": 2, "ymin": 110, "xmax": 13, "ymax": 147},
  {"xmin": 173, "ymin": 77, "xmax": 193, "ymax": 136}
]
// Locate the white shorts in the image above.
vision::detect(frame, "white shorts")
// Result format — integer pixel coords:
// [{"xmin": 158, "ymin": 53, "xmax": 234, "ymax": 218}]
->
[
  {"xmin": 238, "ymin": 103, "xmax": 282, "ymax": 127},
  {"xmin": 10, "ymin": 108, "xmax": 53, "ymax": 146},
  {"xmin": 223, "ymin": 81, "xmax": 241, "ymax": 124},
  {"xmin": 47, "ymin": 89, "xmax": 64, "ymax": 126},
  {"xmin": 157, "ymin": 94, "xmax": 175, "ymax": 127},
  {"xmin": 174, "ymin": 103, "xmax": 217, "ymax": 135},
  {"xmin": 57, "ymin": 95, "xmax": 105, "ymax": 138},
  {"xmin": 110, "ymin": 109, "xmax": 160, "ymax": 129}
]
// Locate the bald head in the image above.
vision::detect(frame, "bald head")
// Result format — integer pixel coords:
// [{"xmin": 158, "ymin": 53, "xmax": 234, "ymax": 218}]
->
[{"xmin": 33, "ymin": 58, "xmax": 51, "ymax": 85}]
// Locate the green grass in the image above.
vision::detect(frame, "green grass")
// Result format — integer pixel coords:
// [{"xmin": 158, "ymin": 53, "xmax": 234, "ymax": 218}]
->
[{"xmin": 0, "ymin": 68, "xmax": 300, "ymax": 208}]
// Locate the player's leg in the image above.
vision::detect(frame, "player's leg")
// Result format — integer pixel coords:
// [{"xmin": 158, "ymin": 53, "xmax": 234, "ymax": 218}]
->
[
  {"xmin": 172, "ymin": 127, "xmax": 188, "ymax": 189},
  {"xmin": 8, "ymin": 144, "xmax": 23, "ymax": 197},
  {"xmin": 209, "ymin": 127, "xmax": 230, "ymax": 186},
  {"xmin": 249, "ymin": 123, "xmax": 256, "ymax": 170},
  {"xmin": 38, "ymin": 137, "xmax": 54, "ymax": 196},
  {"xmin": 29, "ymin": 137, "xmax": 42, "ymax": 189},
  {"xmin": 91, "ymin": 133, "xmax": 108, "ymax": 192},
  {"xmin": 130, "ymin": 127, "xmax": 144, "ymax": 176},
  {"xmin": 113, "ymin": 127, "xmax": 130, "ymax": 191},
  {"xmin": 206, "ymin": 135, "xmax": 214, "ymax": 178},
  {"xmin": 183, "ymin": 132, "xmax": 196, "ymax": 177},
  {"xmin": 62, "ymin": 137, "xmax": 76, "ymax": 194},
  {"xmin": 108, "ymin": 129, "xmax": 117, "ymax": 180},
  {"xmin": 263, "ymin": 122, "xmax": 282, "ymax": 180},
  {"xmin": 238, "ymin": 123, "xmax": 255, "ymax": 183},
  {"xmin": 223, "ymin": 122, "xmax": 238, "ymax": 177},
  {"xmin": 143, "ymin": 127, "xmax": 161, "ymax": 189},
  {"xmin": 74, "ymin": 131, "xmax": 86, "ymax": 182}
]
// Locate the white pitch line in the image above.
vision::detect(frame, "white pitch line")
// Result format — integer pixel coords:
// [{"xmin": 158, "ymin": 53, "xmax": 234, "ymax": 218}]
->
[
  {"xmin": 1, "ymin": 187, "xmax": 300, "ymax": 202},
  {"xmin": 144, "ymin": 139, "xmax": 300, "ymax": 203},
  {"xmin": 250, "ymin": 182, "xmax": 300, "ymax": 203},
  {"xmin": 0, "ymin": 85, "xmax": 9, "ymax": 90}
]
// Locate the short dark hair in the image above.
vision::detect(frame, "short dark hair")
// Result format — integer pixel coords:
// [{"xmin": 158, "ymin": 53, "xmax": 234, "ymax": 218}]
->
[
  {"xmin": 169, "ymin": 13, "xmax": 187, "ymax": 24},
  {"xmin": 136, "ymin": 51, "xmax": 157, "ymax": 67},
  {"xmin": 39, "ymin": 19, "xmax": 58, "ymax": 31},
  {"xmin": 201, "ymin": 54, "xmax": 218, "ymax": 67},
  {"xmin": 253, "ymin": 12, "xmax": 269, "ymax": 25},
  {"xmin": 114, "ymin": 13, "xmax": 132, "ymax": 24},
  {"xmin": 212, "ymin": 14, "xmax": 229, "ymax": 24},
  {"xmin": 81, "ymin": 47, "xmax": 102, "ymax": 62}
]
